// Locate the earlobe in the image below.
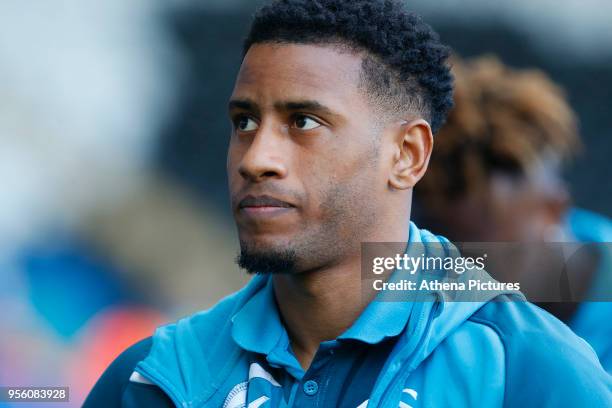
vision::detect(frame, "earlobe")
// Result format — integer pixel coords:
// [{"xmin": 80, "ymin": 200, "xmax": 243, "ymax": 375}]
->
[{"xmin": 388, "ymin": 119, "xmax": 433, "ymax": 190}]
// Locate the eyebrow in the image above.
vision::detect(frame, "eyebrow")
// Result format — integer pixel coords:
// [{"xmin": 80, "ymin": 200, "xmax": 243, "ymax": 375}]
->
[
  {"xmin": 228, "ymin": 98, "xmax": 336, "ymax": 117},
  {"xmin": 274, "ymin": 100, "xmax": 335, "ymax": 116},
  {"xmin": 228, "ymin": 99, "xmax": 259, "ymax": 114}
]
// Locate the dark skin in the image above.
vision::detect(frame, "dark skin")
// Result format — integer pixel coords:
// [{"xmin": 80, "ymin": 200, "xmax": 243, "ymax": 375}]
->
[
  {"xmin": 425, "ymin": 173, "xmax": 569, "ymax": 243},
  {"xmin": 423, "ymin": 173, "xmax": 597, "ymax": 321},
  {"xmin": 227, "ymin": 43, "xmax": 433, "ymax": 369}
]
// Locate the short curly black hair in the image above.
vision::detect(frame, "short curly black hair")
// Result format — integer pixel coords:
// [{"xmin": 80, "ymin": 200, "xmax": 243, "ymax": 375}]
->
[{"xmin": 243, "ymin": 0, "xmax": 453, "ymax": 133}]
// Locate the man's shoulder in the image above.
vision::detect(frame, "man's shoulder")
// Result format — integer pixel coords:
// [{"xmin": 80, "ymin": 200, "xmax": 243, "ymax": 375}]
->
[
  {"xmin": 471, "ymin": 296, "xmax": 571, "ymax": 333},
  {"xmin": 468, "ymin": 297, "xmax": 611, "ymax": 404},
  {"xmin": 98, "ymin": 337, "xmax": 154, "ymax": 386},
  {"xmin": 83, "ymin": 282, "xmax": 260, "ymax": 407},
  {"xmin": 83, "ymin": 337, "xmax": 167, "ymax": 407},
  {"xmin": 468, "ymin": 297, "xmax": 598, "ymax": 362}
]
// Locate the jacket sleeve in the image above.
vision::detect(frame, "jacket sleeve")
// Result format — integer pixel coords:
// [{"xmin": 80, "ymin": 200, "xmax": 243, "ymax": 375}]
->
[{"xmin": 472, "ymin": 299, "xmax": 612, "ymax": 407}]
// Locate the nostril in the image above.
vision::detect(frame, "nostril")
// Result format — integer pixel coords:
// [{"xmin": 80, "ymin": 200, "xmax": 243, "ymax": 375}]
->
[
  {"xmin": 238, "ymin": 167, "xmax": 251, "ymax": 180},
  {"xmin": 238, "ymin": 167, "xmax": 280, "ymax": 181}
]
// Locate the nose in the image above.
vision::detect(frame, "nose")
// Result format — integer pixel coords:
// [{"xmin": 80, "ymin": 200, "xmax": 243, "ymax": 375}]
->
[{"xmin": 238, "ymin": 123, "xmax": 288, "ymax": 182}]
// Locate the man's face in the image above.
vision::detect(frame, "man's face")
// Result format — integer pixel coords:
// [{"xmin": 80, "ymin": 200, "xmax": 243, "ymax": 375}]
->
[{"xmin": 227, "ymin": 43, "xmax": 388, "ymax": 274}]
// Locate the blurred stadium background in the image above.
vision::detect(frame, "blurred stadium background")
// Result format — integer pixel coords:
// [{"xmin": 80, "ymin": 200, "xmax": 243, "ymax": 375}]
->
[{"xmin": 0, "ymin": 0, "xmax": 610, "ymax": 406}]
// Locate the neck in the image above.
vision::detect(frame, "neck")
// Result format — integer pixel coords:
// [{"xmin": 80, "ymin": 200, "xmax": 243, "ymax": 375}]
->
[{"xmin": 272, "ymin": 216, "xmax": 411, "ymax": 370}]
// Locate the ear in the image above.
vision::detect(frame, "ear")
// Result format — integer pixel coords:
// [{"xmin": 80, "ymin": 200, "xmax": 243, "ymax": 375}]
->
[
  {"xmin": 388, "ymin": 119, "xmax": 434, "ymax": 190},
  {"xmin": 542, "ymin": 186, "xmax": 570, "ymax": 226}
]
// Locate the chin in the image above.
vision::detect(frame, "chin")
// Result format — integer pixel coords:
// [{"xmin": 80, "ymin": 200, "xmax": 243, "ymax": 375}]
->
[{"xmin": 237, "ymin": 236, "xmax": 299, "ymax": 275}]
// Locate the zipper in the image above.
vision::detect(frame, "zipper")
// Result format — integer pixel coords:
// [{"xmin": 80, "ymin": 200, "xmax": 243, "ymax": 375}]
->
[{"xmin": 376, "ymin": 300, "xmax": 441, "ymax": 407}]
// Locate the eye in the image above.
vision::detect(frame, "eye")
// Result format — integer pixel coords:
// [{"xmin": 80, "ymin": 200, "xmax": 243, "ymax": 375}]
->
[
  {"xmin": 235, "ymin": 115, "xmax": 259, "ymax": 132},
  {"xmin": 293, "ymin": 115, "xmax": 321, "ymax": 130}
]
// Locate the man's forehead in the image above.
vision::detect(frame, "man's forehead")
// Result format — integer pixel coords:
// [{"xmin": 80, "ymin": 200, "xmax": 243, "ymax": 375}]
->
[{"xmin": 232, "ymin": 43, "xmax": 364, "ymax": 100}]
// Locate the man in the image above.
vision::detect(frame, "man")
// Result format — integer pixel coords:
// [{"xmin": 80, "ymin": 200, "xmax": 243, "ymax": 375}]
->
[
  {"xmin": 415, "ymin": 55, "xmax": 612, "ymax": 371},
  {"xmin": 85, "ymin": 1, "xmax": 611, "ymax": 406}
]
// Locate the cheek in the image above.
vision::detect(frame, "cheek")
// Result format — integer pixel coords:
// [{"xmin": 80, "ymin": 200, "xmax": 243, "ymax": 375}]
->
[
  {"xmin": 227, "ymin": 140, "xmax": 243, "ymax": 185},
  {"xmin": 315, "ymin": 154, "xmax": 381, "ymax": 219},
  {"xmin": 295, "ymin": 130, "xmax": 382, "ymax": 217}
]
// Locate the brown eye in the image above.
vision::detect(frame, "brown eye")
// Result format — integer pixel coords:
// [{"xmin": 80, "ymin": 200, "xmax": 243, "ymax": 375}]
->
[
  {"xmin": 236, "ymin": 116, "xmax": 258, "ymax": 131},
  {"xmin": 293, "ymin": 115, "xmax": 321, "ymax": 130}
]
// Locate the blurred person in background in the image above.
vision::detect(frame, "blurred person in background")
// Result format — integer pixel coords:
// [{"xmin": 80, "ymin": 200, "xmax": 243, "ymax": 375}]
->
[{"xmin": 416, "ymin": 55, "xmax": 612, "ymax": 371}]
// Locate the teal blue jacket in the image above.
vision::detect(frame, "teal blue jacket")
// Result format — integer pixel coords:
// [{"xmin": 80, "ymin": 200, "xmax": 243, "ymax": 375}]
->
[
  {"xmin": 85, "ymin": 223, "xmax": 611, "ymax": 407},
  {"xmin": 566, "ymin": 208, "xmax": 612, "ymax": 371}
]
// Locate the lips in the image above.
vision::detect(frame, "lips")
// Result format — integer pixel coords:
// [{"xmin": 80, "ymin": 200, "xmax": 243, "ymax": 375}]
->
[
  {"xmin": 235, "ymin": 194, "xmax": 297, "ymax": 223},
  {"xmin": 238, "ymin": 195, "xmax": 294, "ymax": 209}
]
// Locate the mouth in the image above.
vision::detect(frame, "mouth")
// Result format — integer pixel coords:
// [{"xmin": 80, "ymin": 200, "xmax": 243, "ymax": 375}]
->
[{"xmin": 237, "ymin": 194, "xmax": 296, "ymax": 218}]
